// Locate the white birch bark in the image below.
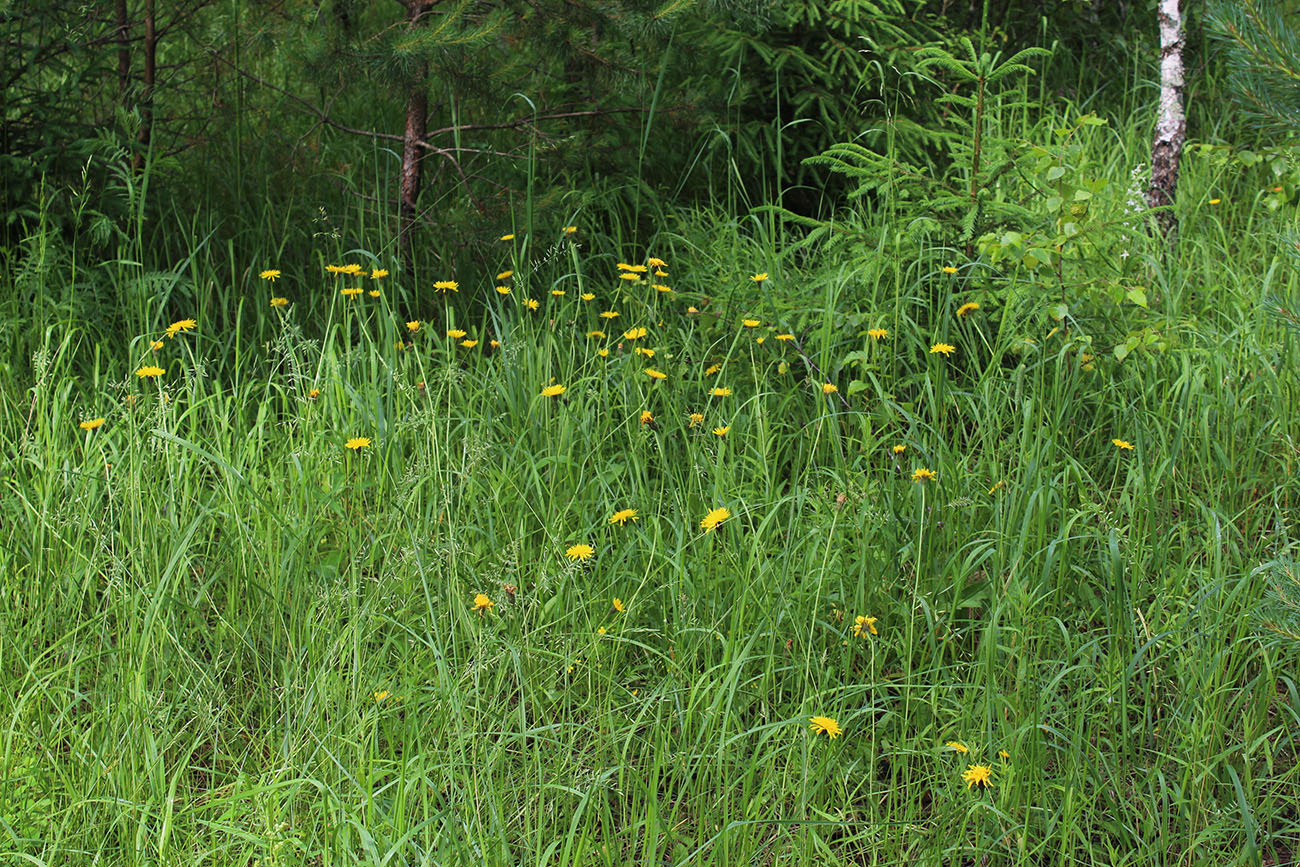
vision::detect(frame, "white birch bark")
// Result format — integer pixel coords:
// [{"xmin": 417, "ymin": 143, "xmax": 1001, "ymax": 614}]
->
[{"xmin": 1147, "ymin": 0, "xmax": 1186, "ymax": 239}]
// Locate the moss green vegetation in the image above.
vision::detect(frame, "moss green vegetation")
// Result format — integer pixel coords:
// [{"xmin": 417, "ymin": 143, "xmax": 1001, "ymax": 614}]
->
[{"xmin": 3, "ymin": 39, "xmax": 1300, "ymax": 867}]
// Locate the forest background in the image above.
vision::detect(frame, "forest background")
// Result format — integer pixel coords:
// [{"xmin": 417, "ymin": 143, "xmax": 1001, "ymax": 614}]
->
[{"xmin": 4, "ymin": 0, "xmax": 1300, "ymax": 864}]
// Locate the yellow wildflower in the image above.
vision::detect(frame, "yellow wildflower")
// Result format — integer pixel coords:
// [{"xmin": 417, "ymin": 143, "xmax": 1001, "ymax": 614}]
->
[
  {"xmin": 609, "ymin": 509, "xmax": 639, "ymax": 526},
  {"xmin": 565, "ymin": 544, "xmax": 595, "ymax": 562},
  {"xmin": 809, "ymin": 716, "xmax": 841, "ymax": 738},
  {"xmin": 700, "ymin": 506, "xmax": 731, "ymax": 532}
]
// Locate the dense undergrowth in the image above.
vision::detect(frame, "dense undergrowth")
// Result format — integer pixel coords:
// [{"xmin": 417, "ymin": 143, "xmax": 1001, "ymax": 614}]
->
[{"xmin": 2, "ymin": 43, "xmax": 1300, "ymax": 867}]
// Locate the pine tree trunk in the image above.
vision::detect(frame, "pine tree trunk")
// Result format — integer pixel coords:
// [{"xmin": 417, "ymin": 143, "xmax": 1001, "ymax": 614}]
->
[
  {"xmin": 133, "ymin": 0, "xmax": 155, "ymax": 174},
  {"xmin": 399, "ymin": 1, "xmax": 433, "ymax": 268},
  {"xmin": 115, "ymin": 0, "xmax": 130, "ymax": 98},
  {"xmin": 1147, "ymin": 0, "xmax": 1185, "ymax": 240}
]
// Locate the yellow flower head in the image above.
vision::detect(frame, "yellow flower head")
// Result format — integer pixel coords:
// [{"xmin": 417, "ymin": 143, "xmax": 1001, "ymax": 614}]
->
[
  {"xmin": 260, "ymin": 269, "xmax": 281, "ymax": 281},
  {"xmin": 852, "ymin": 615, "xmax": 878, "ymax": 637},
  {"xmin": 524, "ymin": 298, "xmax": 540, "ymax": 311},
  {"xmin": 704, "ymin": 363, "xmax": 721, "ymax": 376},
  {"xmin": 434, "ymin": 280, "xmax": 459, "ymax": 293},
  {"xmin": 341, "ymin": 264, "xmax": 364, "ymax": 275},
  {"xmin": 496, "ymin": 285, "xmax": 512, "ymax": 295},
  {"xmin": 500, "ymin": 233, "xmax": 515, "ymax": 241},
  {"xmin": 688, "ymin": 412, "xmax": 704, "ymax": 427},
  {"xmin": 371, "ymin": 269, "xmax": 389, "ymax": 279},
  {"xmin": 653, "ymin": 284, "xmax": 672, "ymax": 293},
  {"xmin": 586, "ymin": 330, "xmax": 606, "ymax": 339},
  {"xmin": 644, "ymin": 368, "xmax": 667, "ymax": 380},
  {"xmin": 135, "ymin": 365, "xmax": 165, "ymax": 379},
  {"xmin": 600, "ymin": 310, "xmax": 620, "ymax": 320},
  {"xmin": 612, "ymin": 597, "xmax": 626, "ymax": 612},
  {"xmin": 407, "ymin": 321, "xmax": 421, "ymax": 332},
  {"xmin": 809, "ymin": 716, "xmax": 841, "ymax": 738},
  {"xmin": 710, "ymin": 387, "xmax": 731, "ymax": 397},
  {"xmin": 640, "ymin": 410, "xmax": 655, "ymax": 425},
  {"xmin": 342, "ymin": 287, "xmax": 363, "ymax": 297},
  {"xmin": 942, "ymin": 266, "xmax": 959, "ymax": 274},
  {"xmin": 565, "ymin": 544, "xmax": 595, "ymax": 562},
  {"xmin": 700, "ymin": 506, "xmax": 731, "ymax": 532},
  {"xmin": 743, "ymin": 319, "xmax": 761, "ymax": 328},
  {"xmin": 956, "ymin": 301, "xmax": 980, "ymax": 318},
  {"xmin": 868, "ymin": 328, "xmax": 889, "ymax": 340},
  {"xmin": 150, "ymin": 340, "xmax": 164, "ymax": 351},
  {"xmin": 713, "ymin": 425, "xmax": 730, "ymax": 437},
  {"xmin": 563, "ymin": 225, "xmax": 578, "ymax": 235},
  {"xmin": 912, "ymin": 467, "xmax": 937, "ymax": 483},
  {"xmin": 447, "ymin": 329, "xmax": 467, "ymax": 339},
  {"xmin": 634, "ymin": 347, "xmax": 655, "ymax": 357},
  {"xmin": 776, "ymin": 333, "xmax": 794, "ymax": 342},
  {"xmin": 345, "ymin": 437, "xmax": 370, "ymax": 450},
  {"xmin": 620, "ymin": 273, "xmax": 642, "ymax": 282},
  {"xmin": 473, "ymin": 593, "xmax": 495, "ymax": 614},
  {"xmin": 751, "ymin": 273, "xmax": 769, "ymax": 283},
  {"xmin": 581, "ymin": 293, "xmax": 595, "ymax": 301},
  {"xmin": 270, "ymin": 296, "xmax": 289, "ymax": 307},
  {"xmin": 1112, "ymin": 438, "xmax": 1134, "ymax": 450},
  {"xmin": 551, "ymin": 290, "xmax": 565, "ymax": 297},
  {"xmin": 892, "ymin": 444, "xmax": 906, "ymax": 454},
  {"xmin": 541, "ymin": 384, "xmax": 566, "ymax": 398},
  {"xmin": 373, "ymin": 690, "xmax": 392, "ymax": 702},
  {"xmin": 368, "ymin": 289, "xmax": 381, "ymax": 298},
  {"xmin": 609, "ymin": 508, "xmax": 639, "ymax": 526},
  {"xmin": 930, "ymin": 343, "xmax": 956, "ymax": 357},
  {"xmin": 624, "ymin": 327, "xmax": 648, "ymax": 340},
  {"xmin": 461, "ymin": 339, "xmax": 478, "ymax": 348},
  {"xmin": 647, "ymin": 257, "xmax": 667, "ymax": 268},
  {"xmin": 945, "ymin": 741, "xmax": 969, "ymax": 754},
  {"xmin": 962, "ymin": 764, "xmax": 993, "ymax": 790},
  {"xmin": 822, "ymin": 383, "xmax": 838, "ymax": 394},
  {"xmin": 308, "ymin": 388, "xmax": 320, "ymax": 399},
  {"xmin": 166, "ymin": 318, "xmax": 197, "ymax": 338},
  {"xmin": 79, "ymin": 417, "xmax": 106, "ymax": 431},
  {"xmin": 496, "ymin": 270, "xmax": 514, "ymax": 280}
]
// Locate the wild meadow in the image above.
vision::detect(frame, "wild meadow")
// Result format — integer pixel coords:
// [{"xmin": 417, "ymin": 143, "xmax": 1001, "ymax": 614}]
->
[{"xmin": 4, "ymin": 10, "xmax": 1300, "ymax": 864}]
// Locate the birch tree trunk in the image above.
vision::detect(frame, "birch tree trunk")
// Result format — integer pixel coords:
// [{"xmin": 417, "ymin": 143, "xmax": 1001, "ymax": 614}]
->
[{"xmin": 1147, "ymin": 0, "xmax": 1185, "ymax": 240}]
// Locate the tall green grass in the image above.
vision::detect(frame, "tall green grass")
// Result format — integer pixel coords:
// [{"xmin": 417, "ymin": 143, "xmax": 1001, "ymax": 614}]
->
[{"xmin": 2, "ymin": 68, "xmax": 1299, "ymax": 867}]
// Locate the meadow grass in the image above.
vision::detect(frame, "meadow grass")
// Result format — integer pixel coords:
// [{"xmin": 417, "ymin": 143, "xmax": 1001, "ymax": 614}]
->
[{"xmin": 2, "ymin": 87, "xmax": 1299, "ymax": 866}]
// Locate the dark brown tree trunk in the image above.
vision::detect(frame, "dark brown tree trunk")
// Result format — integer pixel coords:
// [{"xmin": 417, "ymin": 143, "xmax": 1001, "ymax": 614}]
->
[
  {"xmin": 1147, "ymin": 0, "xmax": 1185, "ymax": 241},
  {"xmin": 133, "ymin": 0, "xmax": 156, "ymax": 174},
  {"xmin": 399, "ymin": 0, "xmax": 433, "ymax": 271},
  {"xmin": 115, "ymin": 0, "xmax": 130, "ymax": 98}
]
